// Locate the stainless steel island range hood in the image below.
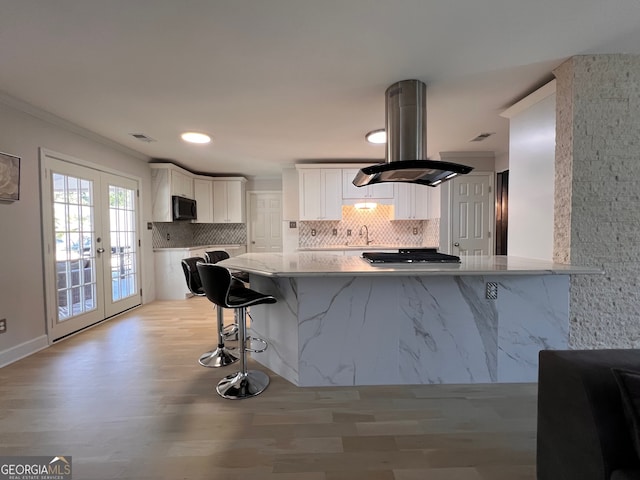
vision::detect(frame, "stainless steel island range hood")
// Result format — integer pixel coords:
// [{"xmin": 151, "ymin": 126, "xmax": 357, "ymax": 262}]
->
[{"xmin": 353, "ymin": 79, "xmax": 473, "ymax": 187}]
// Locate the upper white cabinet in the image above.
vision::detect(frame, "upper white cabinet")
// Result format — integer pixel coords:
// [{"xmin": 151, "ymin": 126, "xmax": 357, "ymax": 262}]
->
[
  {"xmin": 392, "ymin": 183, "xmax": 440, "ymax": 220},
  {"xmin": 171, "ymin": 169, "xmax": 194, "ymax": 199},
  {"xmin": 342, "ymin": 169, "xmax": 394, "ymax": 200},
  {"xmin": 193, "ymin": 178, "xmax": 213, "ymax": 223},
  {"xmin": 298, "ymin": 168, "xmax": 342, "ymax": 220},
  {"xmin": 151, "ymin": 164, "xmax": 246, "ymax": 223},
  {"xmin": 428, "ymin": 184, "xmax": 441, "ymax": 219},
  {"xmin": 212, "ymin": 179, "xmax": 246, "ymax": 223},
  {"xmin": 151, "ymin": 164, "xmax": 195, "ymax": 222}
]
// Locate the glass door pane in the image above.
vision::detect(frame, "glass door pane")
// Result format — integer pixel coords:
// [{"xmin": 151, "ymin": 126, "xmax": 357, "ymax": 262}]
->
[
  {"xmin": 108, "ymin": 184, "xmax": 137, "ymax": 302},
  {"xmin": 102, "ymin": 173, "xmax": 141, "ymax": 318},
  {"xmin": 52, "ymin": 172, "xmax": 98, "ymax": 320}
]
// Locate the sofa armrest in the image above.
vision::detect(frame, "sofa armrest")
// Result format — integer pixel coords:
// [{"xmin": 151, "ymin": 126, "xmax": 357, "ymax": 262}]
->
[{"xmin": 537, "ymin": 349, "xmax": 640, "ymax": 480}]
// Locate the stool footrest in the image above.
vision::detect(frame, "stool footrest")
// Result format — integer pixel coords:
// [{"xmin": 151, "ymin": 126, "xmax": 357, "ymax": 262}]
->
[
  {"xmin": 222, "ymin": 323, "xmax": 239, "ymax": 340},
  {"xmin": 246, "ymin": 336, "xmax": 268, "ymax": 353}
]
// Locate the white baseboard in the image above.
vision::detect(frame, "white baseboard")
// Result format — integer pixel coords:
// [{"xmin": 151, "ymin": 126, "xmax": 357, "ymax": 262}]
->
[{"xmin": 0, "ymin": 335, "xmax": 49, "ymax": 368}]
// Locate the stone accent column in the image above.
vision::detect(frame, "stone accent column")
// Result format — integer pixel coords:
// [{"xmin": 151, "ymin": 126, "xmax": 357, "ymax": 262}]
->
[{"xmin": 554, "ymin": 55, "xmax": 640, "ymax": 348}]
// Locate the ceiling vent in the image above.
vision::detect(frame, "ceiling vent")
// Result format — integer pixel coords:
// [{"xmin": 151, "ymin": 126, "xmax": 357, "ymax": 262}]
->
[
  {"xmin": 470, "ymin": 132, "xmax": 495, "ymax": 142},
  {"xmin": 130, "ymin": 133, "xmax": 156, "ymax": 142}
]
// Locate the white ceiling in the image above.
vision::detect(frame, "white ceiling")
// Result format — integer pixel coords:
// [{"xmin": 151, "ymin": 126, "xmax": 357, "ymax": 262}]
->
[{"xmin": 2, "ymin": 0, "xmax": 640, "ymax": 178}]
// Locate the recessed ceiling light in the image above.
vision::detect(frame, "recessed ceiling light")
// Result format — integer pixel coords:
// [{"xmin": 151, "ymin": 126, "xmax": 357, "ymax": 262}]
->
[
  {"xmin": 365, "ymin": 129, "xmax": 386, "ymax": 144},
  {"xmin": 181, "ymin": 132, "xmax": 211, "ymax": 144}
]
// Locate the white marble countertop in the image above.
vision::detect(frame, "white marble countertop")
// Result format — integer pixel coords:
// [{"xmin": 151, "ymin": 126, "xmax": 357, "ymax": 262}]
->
[
  {"xmin": 298, "ymin": 245, "xmax": 438, "ymax": 251},
  {"xmin": 218, "ymin": 252, "xmax": 603, "ymax": 277}
]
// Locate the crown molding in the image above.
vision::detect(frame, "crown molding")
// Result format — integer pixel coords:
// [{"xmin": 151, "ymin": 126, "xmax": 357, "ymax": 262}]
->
[{"xmin": 0, "ymin": 91, "xmax": 149, "ymax": 161}]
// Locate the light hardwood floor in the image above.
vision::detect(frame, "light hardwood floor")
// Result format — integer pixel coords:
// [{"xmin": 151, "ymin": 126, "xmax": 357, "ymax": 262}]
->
[{"xmin": 0, "ymin": 298, "xmax": 538, "ymax": 480}]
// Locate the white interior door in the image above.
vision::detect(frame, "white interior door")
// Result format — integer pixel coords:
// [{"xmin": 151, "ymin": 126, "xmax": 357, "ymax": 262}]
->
[
  {"xmin": 248, "ymin": 192, "xmax": 282, "ymax": 252},
  {"xmin": 42, "ymin": 154, "xmax": 141, "ymax": 340},
  {"xmin": 450, "ymin": 172, "xmax": 494, "ymax": 257}
]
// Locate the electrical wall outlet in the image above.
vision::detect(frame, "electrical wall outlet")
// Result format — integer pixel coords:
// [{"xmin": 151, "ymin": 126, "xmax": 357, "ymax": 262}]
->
[
  {"xmin": 0, "ymin": 318, "xmax": 6, "ymax": 334},
  {"xmin": 413, "ymin": 227, "xmax": 418, "ymax": 235},
  {"xmin": 332, "ymin": 229, "xmax": 337, "ymax": 236},
  {"xmin": 347, "ymin": 229, "xmax": 352, "ymax": 236},
  {"xmin": 166, "ymin": 233, "xmax": 171, "ymax": 241},
  {"xmin": 147, "ymin": 222, "xmax": 153, "ymax": 230},
  {"xmin": 289, "ymin": 221, "xmax": 297, "ymax": 228},
  {"xmin": 311, "ymin": 229, "xmax": 316, "ymax": 236}
]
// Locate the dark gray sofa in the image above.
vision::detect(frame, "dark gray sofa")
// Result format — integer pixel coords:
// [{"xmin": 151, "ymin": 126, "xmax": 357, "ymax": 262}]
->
[{"xmin": 537, "ymin": 349, "xmax": 640, "ymax": 480}]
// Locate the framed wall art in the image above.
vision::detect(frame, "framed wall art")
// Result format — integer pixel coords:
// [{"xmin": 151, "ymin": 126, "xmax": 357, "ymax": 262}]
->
[{"xmin": 0, "ymin": 151, "xmax": 21, "ymax": 201}]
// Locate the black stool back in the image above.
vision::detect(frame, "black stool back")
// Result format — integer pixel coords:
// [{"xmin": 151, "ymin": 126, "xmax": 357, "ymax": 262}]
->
[
  {"xmin": 204, "ymin": 250, "xmax": 230, "ymax": 264},
  {"xmin": 199, "ymin": 263, "xmax": 236, "ymax": 308},
  {"xmin": 181, "ymin": 256, "xmax": 205, "ymax": 296}
]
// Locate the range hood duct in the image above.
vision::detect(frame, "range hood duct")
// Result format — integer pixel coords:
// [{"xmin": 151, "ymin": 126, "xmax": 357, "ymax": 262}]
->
[{"xmin": 353, "ymin": 79, "xmax": 473, "ymax": 187}]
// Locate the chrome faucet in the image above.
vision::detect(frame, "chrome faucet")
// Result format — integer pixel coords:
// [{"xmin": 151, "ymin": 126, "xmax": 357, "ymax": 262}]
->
[{"xmin": 359, "ymin": 225, "xmax": 372, "ymax": 245}]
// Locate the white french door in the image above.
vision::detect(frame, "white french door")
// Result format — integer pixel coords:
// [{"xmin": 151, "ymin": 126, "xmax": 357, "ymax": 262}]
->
[{"xmin": 41, "ymin": 154, "xmax": 141, "ymax": 341}]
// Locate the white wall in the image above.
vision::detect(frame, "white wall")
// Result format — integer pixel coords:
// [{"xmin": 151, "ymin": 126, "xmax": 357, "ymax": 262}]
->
[
  {"xmin": 494, "ymin": 151, "xmax": 509, "ymax": 173},
  {"xmin": 246, "ymin": 176, "xmax": 282, "ymax": 191},
  {"xmin": 0, "ymin": 98, "xmax": 153, "ymax": 366},
  {"xmin": 501, "ymin": 81, "xmax": 556, "ymax": 260}
]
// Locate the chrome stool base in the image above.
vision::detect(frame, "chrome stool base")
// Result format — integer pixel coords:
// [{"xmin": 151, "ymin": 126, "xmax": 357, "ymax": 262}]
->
[
  {"xmin": 198, "ymin": 346, "xmax": 239, "ymax": 368},
  {"xmin": 216, "ymin": 370, "xmax": 270, "ymax": 399}
]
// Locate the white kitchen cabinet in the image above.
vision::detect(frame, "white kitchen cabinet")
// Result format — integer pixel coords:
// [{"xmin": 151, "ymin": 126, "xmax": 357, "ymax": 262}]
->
[
  {"xmin": 428, "ymin": 184, "xmax": 441, "ymax": 219},
  {"xmin": 170, "ymin": 169, "xmax": 194, "ymax": 198},
  {"xmin": 212, "ymin": 179, "xmax": 246, "ymax": 223},
  {"xmin": 193, "ymin": 178, "xmax": 213, "ymax": 223},
  {"xmin": 151, "ymin": 164, "xmax": 195, "ymax": 222},
  {"xmin": 342, "ymin": 169, "xmax": 394, "ymax": 200},
  {"xmin": 392, "ymin": 183, "xmax": 432, "ymax": 220},
  {"xmin": 298, "ymin": 168, "xmax": 342, "ymax": 220}
]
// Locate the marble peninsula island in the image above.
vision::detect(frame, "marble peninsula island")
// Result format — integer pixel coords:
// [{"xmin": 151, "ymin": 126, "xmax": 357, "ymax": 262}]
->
[{"xmin": 218, "ymin": 252, "xmax": 601, "ymax": 387}]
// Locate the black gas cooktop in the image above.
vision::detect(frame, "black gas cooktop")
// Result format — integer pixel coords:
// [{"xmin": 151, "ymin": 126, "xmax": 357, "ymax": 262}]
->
[{"xmin": 362, "ymin": 248, "xmax": 461, "ymax": 264}]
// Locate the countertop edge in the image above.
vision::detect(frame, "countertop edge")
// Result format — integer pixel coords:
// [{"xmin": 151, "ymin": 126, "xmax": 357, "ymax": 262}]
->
[{"xmin": 218, "ymin": 253, "xmax": 604, "ymax": 277}]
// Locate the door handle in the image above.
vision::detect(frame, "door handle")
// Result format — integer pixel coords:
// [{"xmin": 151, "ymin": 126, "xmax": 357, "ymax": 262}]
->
[
  {"xmin": 97, "ymin": 247, "xmax": 105, "ymax": 254},
  {"xmin": 453, "ymin": 242, "xmax": 460, "ymax": 247}
]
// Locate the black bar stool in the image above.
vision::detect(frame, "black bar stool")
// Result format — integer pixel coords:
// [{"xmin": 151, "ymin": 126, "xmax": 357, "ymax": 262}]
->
[
  {"xmin": 204, "ymin": 250, "xmax": 250, "ymax": 284},
  {"xmin": 197, "ymin": 263, "xmax": 276, "ymax": 399},
  {"xmin": 181, "ymin": 256, "xmax": 239, "ymax": 368}
]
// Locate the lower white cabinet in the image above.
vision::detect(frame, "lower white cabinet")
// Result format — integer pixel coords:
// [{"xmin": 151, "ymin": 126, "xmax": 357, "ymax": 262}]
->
[{"xmin": 154, "ymin": 245, "xmax": 248, "ymax": 300}]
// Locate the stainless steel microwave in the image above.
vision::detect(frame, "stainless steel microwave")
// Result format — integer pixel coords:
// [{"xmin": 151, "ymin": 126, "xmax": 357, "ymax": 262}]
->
[{"xmin": 172, "ymin": 196, "xmax": 197, "ymax": 221}]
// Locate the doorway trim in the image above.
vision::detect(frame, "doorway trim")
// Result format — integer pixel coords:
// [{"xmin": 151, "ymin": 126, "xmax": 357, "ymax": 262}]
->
[
  {"xmin": 439, "ymin": 171, "xmax": 495, "ymax": 255},
  {"xmin": 246, "ymin": 190, "xmax": 283, "ymax": 253}
]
